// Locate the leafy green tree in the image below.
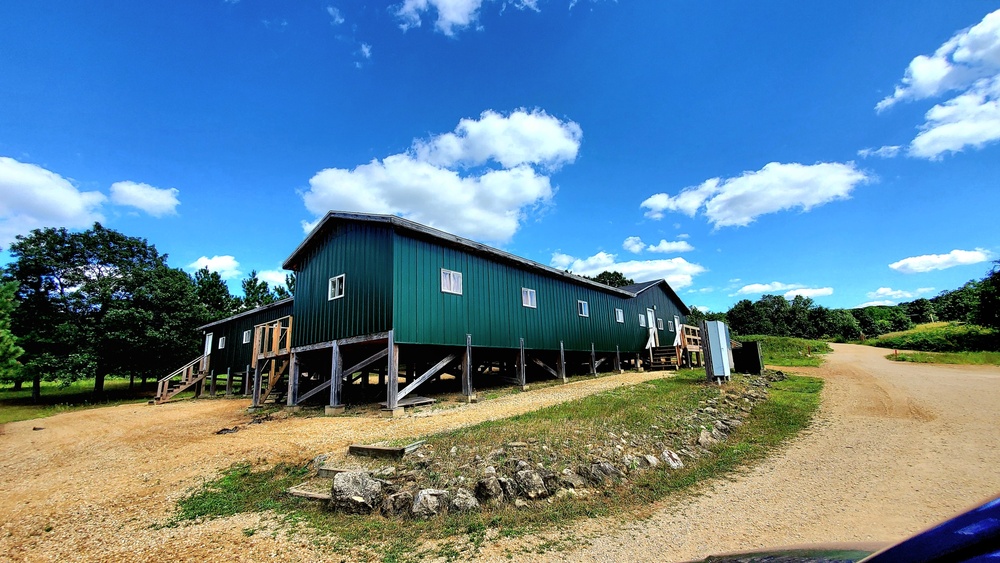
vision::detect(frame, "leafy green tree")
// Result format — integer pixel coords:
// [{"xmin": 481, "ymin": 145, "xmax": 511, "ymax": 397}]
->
[
  {"xmin": 285, "ymin": 272, "xmax": 296, "ymax": 296},
  {"xmin": 587, "ymin": 271, "xmax": 635, "ymax": 288},
  {"xmin": 933, "ymin": 281, "xmax": 981, "ymax": 323},
  {"xmin": 975, "ymin": 261, "xmax": 1000, "ymax": 330},
  {"xmin": 238, "ymin": 270, "xmax": 278, "ymax": 311},
  {"xmin": 754, "ymin": 295, "xmax": 790, "ymax": 336},
  {"xmin": 786, "ymin": 295, "xmax": 814, "ymax": 338},
  {"xmin": 727, "ymin": 299, "xmax": 771, "ymax": 336},
  {"xmin": 0, "ymin": 281, "xmax": 25, "ymax": 387},
  {"xmin": 903, "ymin": 298, "xmax": 936, "ymax": 324},
  {"xmin": 194, "ymin": 267, "xmax": 236, "ymax": 321}
]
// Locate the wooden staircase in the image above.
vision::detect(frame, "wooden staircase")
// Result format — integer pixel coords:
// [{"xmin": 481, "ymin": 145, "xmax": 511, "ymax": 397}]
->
[
  {"xmin": 151, "ymin": 357, "xmax": 208, "ymax": 405},
  {"xmin": 650, "ymin": 346, "xmax": 682, "ymax": 369}
]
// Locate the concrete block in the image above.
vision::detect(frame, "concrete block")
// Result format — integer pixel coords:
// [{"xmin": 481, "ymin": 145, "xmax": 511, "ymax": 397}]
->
[{"xmin": 325, "ymin": 405, "xmax": 346, "ymax": 416}]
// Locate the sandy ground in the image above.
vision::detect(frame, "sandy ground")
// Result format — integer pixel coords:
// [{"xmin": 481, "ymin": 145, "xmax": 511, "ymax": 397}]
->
[{"xmin": 2, "ymin": 344, "xmax": 998, "ymax": 562}]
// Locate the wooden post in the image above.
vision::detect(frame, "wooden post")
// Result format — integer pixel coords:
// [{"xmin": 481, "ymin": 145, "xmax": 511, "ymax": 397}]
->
[
  {"xmin": 225, "ymin": 367, "xmax": 232, "ymax": 396},
  {"xmin": 287, "ymin": 352, "xmax": 299, "ymax": 406},
  {"xmin": 636, "ymin": 352, "xmax": 642, "ymax": 372},
  {"xmin": 209, "ymin": 370, "xmax": 216, "ymax": 396},
  {"xmin": 327, "ymin": 341, "xmax": 344, "ymax": 414},
  {"xmin": 518, "ymin": 338, "xmax": 527, "ymax": 389},
  {"xmin": 590, "ymin": 343, "xmax": 597, "ymax": 375},
  {"xmin": 243, "ymin": 364, "xmax": 251, "ymax": 395},
  {"xmin": 251, "ymin": 364, "xmax": 262, "ymax": 408},
  {"xmin": 615, "ymin": 345, "xmax": 621, "ymax": 373},
  {"xmin": 384, "ymin": 330, "xmax": 399, "ymax": 414},
  {"xmin": 559, "ymin": 340, "xmax": 566, "ymax": 382},
  {"xmin": 461, "ymin": 334, "xmax": 474, "ymax": 400}
]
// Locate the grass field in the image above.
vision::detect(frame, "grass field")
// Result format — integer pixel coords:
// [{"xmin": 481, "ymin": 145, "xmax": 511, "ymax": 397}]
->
[
  {"xmin": 734, "ymin": 335, "xmax": 832, "ymax": 367},
  {"xmin": 172, "ymin": 370, "xmax": 823, "ymax": 561},
  {"xmin": 886, "ymin": 350, "xmax": 1000, "ymax": 366},
  {"xmin": 866, "ymin": 322, "xmax": 999, "ymax": 354},
  {"xmin": 0, "ymin": 379, "xmax": 165, "ymax": 424}
]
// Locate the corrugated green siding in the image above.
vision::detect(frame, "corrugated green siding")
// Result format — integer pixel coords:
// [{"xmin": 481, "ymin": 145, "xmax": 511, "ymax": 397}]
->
[
  {"xmin": 205, "ymin": 300, "xmax": 293, "ymax": 375},
  {"xmin": 291, "ymin": 222, "xmax": 393, "ymax": 347},
  {"xmin": 391, "ymin": 232, "xmax": 687, "ymax": 352}
]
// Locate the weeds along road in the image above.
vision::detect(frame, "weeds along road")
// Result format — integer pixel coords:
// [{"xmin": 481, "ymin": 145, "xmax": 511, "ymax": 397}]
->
[{"xmin": 504, "ymin": 343, "xmax": 1000, "ymax": 563}]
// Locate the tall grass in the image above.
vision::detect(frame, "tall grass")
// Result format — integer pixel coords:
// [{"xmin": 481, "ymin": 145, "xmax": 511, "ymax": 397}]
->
[
  {"xmin": 867, "ymin": 322, "xmax": 999, "ymax": 353},
  {"xmin": 886, "ymin": 350, "xmax": 1000, "ymax": 366},
  {"xmin": 0, "ymin": 378, "xmax": 163, "ymax": 424},
  {"xmin": 734, "ymin": 335, "xmax": 832, "ymax": 367}
]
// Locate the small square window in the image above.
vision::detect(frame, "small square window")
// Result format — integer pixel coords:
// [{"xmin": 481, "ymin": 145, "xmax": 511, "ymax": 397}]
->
[
  {"xmin": 615, "ymin": 308, "xmax": 624, "ymax": 323},
  {"xmin": 639, "ymin": 315, "xmax": 646, "ymax": 327},
  {"xmin": 441, "ymin": 269, "xmax": 463, "ymax": 295},
  {"xmin": 218, "ymin": 336, "xmax": 226, "ymax": 349},
  {"xmin": 243, "ymin": 330, "xmax": 252, "ymax": 344},
  {"xmin": 522, "ymin": 288, "xmax": 537, "ymax": 308},
  {"xmin": 328, "ymin": 274, "xmax": 345, "ymax": 300},
  {"xmin": 577, "ymin": 300, "xmax": 589, "ymax": 317},
  {"xmin": 668, "ymin": 320, "xmax": 675, "ymax": 332},
  {"xmin": 657, "ymin": 318, "xmax": 664, "ymax": 330}
]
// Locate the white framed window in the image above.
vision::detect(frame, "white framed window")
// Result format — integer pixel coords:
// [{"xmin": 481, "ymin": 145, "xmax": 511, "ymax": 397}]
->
[
  {"xmin": 668, "ymin": 320, "xmax": 675, "ymax": 332},
  {"xmin": 657, "ymin": 318, "xmax": 664, "ymax": 330},
  {"xmin": 639, "ymin": 315, "xmax": 646, "ymax": 327},
  {"xmin": 242, "ymin": 329, "xmax": 252, "ymax": 344},
  {"xmin": 441, "ymin": 269, "xmax": 463, "ymax": 295},
  {"xmin": 615, "ymin": 308, "xmax": 624, "ymax": 323},
  {"xmin": 577, "ymin": 300, "xmax": 589, "ymax": 317},
  {"xmin": 522, "ymin": 288, "xmax": 537, "ymax": 308},
  {"xmin": 218, "ymin": 336, "xmax": 226, "ymax": 349},
  {"xmin": 328, "ymin": 274, "xmax": 345, "ymax": 301}
]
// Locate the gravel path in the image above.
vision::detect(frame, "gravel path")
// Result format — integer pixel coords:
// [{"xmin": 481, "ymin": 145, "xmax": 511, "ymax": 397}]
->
[
  {"xmin": 477, "ymin": 343, "xmax": 1000, "ymax": 562},
  {"xmin": 0, "ymin": 370, "xmax": 667, "ymax": 562},
  {"xmin": 3, "ymin": 344, "xmax": 998, "ymax": 562}
]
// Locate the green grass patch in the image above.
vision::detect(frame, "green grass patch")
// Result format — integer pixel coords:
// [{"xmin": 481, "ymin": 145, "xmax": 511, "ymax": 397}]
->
[
  {"xmin": 0, "ymin": 378, "xmax": 167, "ymax": 425},
  {"xmin": 171, "ymin": 370, "xmax": 823, "ymax": 560},
  {"xmin": 734, "ymin": 335, "xmax": 832, "ymax": 367},
  {"xmin": 866, "ymin": 322, "xmax": 999, "ymax": 353},
  {"xmin": 886, "ymin": 350, "xmax": 1000, "ymax": 366}
]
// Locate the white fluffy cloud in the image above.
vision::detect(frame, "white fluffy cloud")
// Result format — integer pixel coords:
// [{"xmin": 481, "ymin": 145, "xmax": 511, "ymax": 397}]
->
[
  {"xmin": 734, "ymin": 281, "xmax": 801, "ymax": 295},
  {"xmin": 856, "ymin": 300, "xmax": 896, "ymax": 308},
  {"xmin": 622, "ymin": 236, "xmax": 645, "ymax": 253},
  {"xmin": 857, "ymin": 145, "xmax": 901, "ymax": 159},
  {"xmin": 622, "ymin": 236, "xmax": 694, "ymax": 254},
  {"xmin": 301, "ymin": 109, "xmax": 581, "ymax": 243},
  {"xmin": 866, "ymin": 287, "xmax": 934, "ymax": 300},
  {"xmin": 889, "ymin": 248, "xmax": 991, "ymax": 273},
  {"xmin": 395, "ymin": 0, "xmax": 547, "ymax": 36},
  {"xmin": 784, "ymin": 287, "xmax": 833, "ymax": 299},
  {"xmin": 0, "ymin": 156, "xmax": 106, "ymax": 248},
  {"xmin": 257, "ymin": 269, "xmax": 290, "ymax": 288},
  {"xmin": 326, "ymin": 6, "xmax": 345, "ymax": 25},
  {"xmin": 876, "ymin": 9, "xmax": 1000, "ymax": 159},
  {"xmin": 188, "ymin": 255, "xmax": 242, "ymax": 279},
  {"xmin": 550, "ymin": 250, "xmax": 705, "ymax": 289},
  {"xmin": 109, "ymin": 181, "xmax": 180, "ymax": 217},
  {"xmin": 641, "ymin": 162, "xmax": 870, "ymax": 228}
]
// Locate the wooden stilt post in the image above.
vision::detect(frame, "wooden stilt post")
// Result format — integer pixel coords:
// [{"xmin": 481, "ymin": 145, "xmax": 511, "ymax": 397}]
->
[
  {"xmin": 251, "ymin": 364, "xmax": 262, "ymax": 409},
  {"xmin": 636, "ymin": 353, "xmax": 643, "ymax": 372},
  {"xmin": 225, "ymin": 367, "xmax": 232, "ymax": 396},
  {"xmin": 615, "ymin": 345, "xmax": 622, "ymax": 373},
  {"xmin": 590, "ymin": 343, "xmax": 597, "ymax": 375},
  {"xmin": 327, "ymin": 341, "xmax": 344, "ymax": 414},
  {"xmin": 518, "ymin": 338, "xmax": 527, "ymax": 390},
  {"xmin": 287, "ymin": 352, "xmax": 299, "ymax": 407},
  {"xmin": 559, "ymin": 340, "xmax": 566, "ymax": 383},
  {"xmin": 209, "ymin": 370, "xmax": 216, "ymax": 396},
  {"xmin": 244, "ymin": 364, "xmax": 251, "ymax": 395},
  {"xmin": 462, "ymin": 334, "xmax": 475, "ymax": 402},
  {"xmin": 383, "ymin": 330, "xmax": 400, "ymax": 416}
]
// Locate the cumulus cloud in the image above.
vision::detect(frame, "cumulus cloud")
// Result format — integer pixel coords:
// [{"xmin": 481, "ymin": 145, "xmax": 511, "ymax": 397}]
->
[
  {"xmin": 734, "ymin": 281, "xmax": 801, "ymax": 296},
  {"xmin": 622, "ymin": 236, "xmax": 645, "ymax": 254},
  {"xmin": 326, "ymin": 6, "xmax": 345, "ymax": 25},
  {"xmin": 549, "ymin": 250, "xmax": 705, "ymax": 289},
  {"xmin": 301, "ymin": 109, "xmax": 581, "ymax": 243},
  {"xmin": 109, "ymin": 181, "xmax": 180, "ymax": 217},
  {"xmin": 188, "ymin": 255, "xmax": 242, "ymax": 279},
  {"xmin": 866, "ymin": 287, "xmax": 935, "ymax": 300},
  {"xmin": 359, "ymin": 43, "xmax": 372, "ymax": 59},
  {"xmin": 646, "ymin": 239, "xmax": 694, "ymax": 253},
  {"xmin": 257, "ymin": 269, "xmax": 290, "ymax": 288},
  {"xmin": 396, "ymin": 0, "xmax": 484, "ymax": 35},
  {"xmin": 857, "ymin": 145, "xmax": 902, "ymax": 159},
  {"xmin": 888, "ymin": 248, "xmax": 991, "ymax": 273},
  {"xmin": 856, "ymin": 300, "xmax": 896, "ymax": 308},
  {"xmin": 0, "ymin": 156, "xmax": 106, "ymax": 248},
  {"xmin": 784, "ymin": 287, "xmax": 833, "ymax": 299},
  {"xmin": 876, "ymin": 9, "xmax": 1000, "ymax": 159},
  {"xmin": 641, "ymin": 162, "xmax": 870, "ymax": 228}
]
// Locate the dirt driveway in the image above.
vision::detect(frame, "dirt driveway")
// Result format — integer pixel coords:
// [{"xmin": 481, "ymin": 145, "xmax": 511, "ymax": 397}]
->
[
  {"xmin": 500, "ymin": 343, "xmax": 1000, "ymax": 562},
  {"xmin": 2, "ymin": 344, "xmax": 998, "ymax": 562}
]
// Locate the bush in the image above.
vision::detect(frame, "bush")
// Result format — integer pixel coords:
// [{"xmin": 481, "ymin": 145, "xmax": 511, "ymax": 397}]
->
[{"xmin": 869, "ymin": 323, "xmax": 1000, "ymax": 352}]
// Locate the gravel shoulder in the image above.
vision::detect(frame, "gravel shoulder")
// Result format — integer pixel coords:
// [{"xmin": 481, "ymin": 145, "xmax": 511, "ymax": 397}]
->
[{"xmin": 484, "ymin": 343, "xmax": 1000, "ymax": 562}]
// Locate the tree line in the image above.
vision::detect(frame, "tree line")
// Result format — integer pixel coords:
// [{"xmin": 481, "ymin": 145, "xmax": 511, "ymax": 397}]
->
[
  {"xmin": 0, "ymin": 224, "xmax": 294, "ymax": 402},
  {"xmin": 687, "ymin": 261, "xmax": 1000, "ymax": 341}
]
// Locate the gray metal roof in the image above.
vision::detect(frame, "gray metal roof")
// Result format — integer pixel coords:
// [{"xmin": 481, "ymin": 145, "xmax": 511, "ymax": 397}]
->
[{"xmin": 197, "ymin": 297, "xmax": 293, "ymax": 330}]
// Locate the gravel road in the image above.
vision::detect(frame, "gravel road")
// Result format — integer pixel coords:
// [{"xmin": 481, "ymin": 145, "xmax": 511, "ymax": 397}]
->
[{"xmin": 2, "ymin": 344, "xmax": 997, "ymax": 562}]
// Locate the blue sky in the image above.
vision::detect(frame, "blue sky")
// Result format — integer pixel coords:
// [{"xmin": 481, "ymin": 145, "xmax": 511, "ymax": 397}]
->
[{"xmin": 2, "ymin": 1, "xmax": 999, "ymax": 312}]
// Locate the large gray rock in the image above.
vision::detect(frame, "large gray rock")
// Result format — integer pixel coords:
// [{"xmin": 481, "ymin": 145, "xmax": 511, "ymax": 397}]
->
[
  {"xmin": 559, "ymin": 469, "xmax": 588, "ymax": 489},
  {"xmin": 593, "ymin": 461, "xmax": 625, "ymax": 481},
  {"xmin": 514, "ymin": 469, "xmax": 549, "ymax": 499},
  {"xmin": 475, "ymin": 475, "xmax": 503, "ymax": 502},
  {"xmin": 382, "ymin": 491, "xmax": 413, "ymax": 517},
  {"xmin": 412, "ymin": 489, "xmax": 452, "ymax": 518},
  {"xmin": 497, "ymin": 477, "xmax": 517, "ymax": 500},
  {"xmin": 643, "ymin": 454, "xmax": 660, "ymax": 468},
  {"xmin": 698, "ymin": 428, "xmax": 719, "ymax": 448},
  {"xmin": 660, "ymin": 449, "xmax": 684, "ymax": 470},
  {"xmin": 331, "ymin": 471, "xmax": 383, "ymax": 514},
  {"xmin": 450, "ymin": 487, "xmax": 480, "ymax": 512}
]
